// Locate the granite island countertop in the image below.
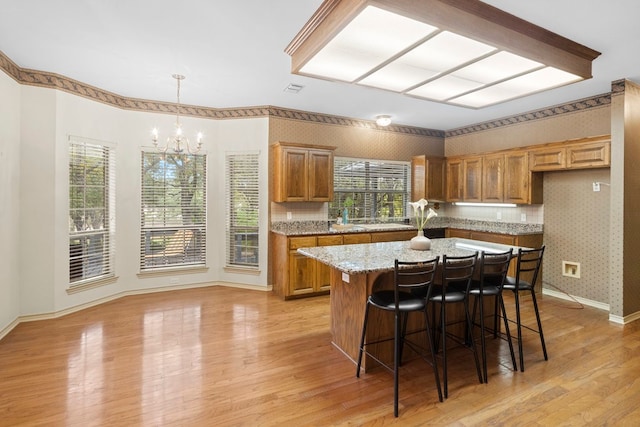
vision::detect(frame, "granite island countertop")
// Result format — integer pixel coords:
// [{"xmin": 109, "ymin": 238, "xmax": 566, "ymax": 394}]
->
[
  {"xmin": 297, "ymin": 237, "xmax": 529, "ymax": 275},
  {"xmin": 271, "ymin": 217, "xmax": 542, "ymax": 237}
]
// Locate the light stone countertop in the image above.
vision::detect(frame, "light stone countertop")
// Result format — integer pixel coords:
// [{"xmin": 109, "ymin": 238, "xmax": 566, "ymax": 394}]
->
[
  {"xmin": 271, "ymin": 217, "xmax": 542, "ymax": 237},
  {"xmin": 297, "ymin": 237, "xmax": 528, "ymax": 275}
]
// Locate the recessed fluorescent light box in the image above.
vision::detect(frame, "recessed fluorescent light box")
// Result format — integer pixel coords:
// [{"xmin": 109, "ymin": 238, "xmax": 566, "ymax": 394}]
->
[{"xmin": 285, "ymin": 0, "xmax": 600, "ymax": 108}]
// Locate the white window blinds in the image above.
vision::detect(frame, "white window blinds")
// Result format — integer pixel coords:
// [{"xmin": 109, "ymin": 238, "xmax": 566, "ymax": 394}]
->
[
  {"xmin": 225, "ymin": 152, "xmax": 259, "ymax": 268},
  {"xmin": 140, "ymin": 152, "xmax": 207, "ymax": 270},
  {"xmin": 69, "ymin": 137, "xmax": 116, "ymax": 284},
  {"xmin": 330, "ymin": 157, "xmax": 410, "ymax": 222}
]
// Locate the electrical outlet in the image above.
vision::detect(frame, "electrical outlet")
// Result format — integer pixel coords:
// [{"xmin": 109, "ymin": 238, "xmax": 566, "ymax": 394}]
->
[
  {"xmin": 593, "ymin": 182, "xmax": 601, "ymax": 192},
  {"xmin": 521, "ymin": 213, "xmax": 527, "ymax": 222},
  {"xmin": 496, "ymin": 211, "xmax": 502, "ymax": 220},
  {"xmin": 562, "ymin": 261, "xmax": 581, "ymax": 278},
  {"xmin": 287, "ymin": 211, "xmax": 292, "ymax": 220}
]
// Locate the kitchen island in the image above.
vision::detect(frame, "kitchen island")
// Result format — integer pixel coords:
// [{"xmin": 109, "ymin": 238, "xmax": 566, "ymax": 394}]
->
[{"xmin": 298, "ymin": 238, "xmax": 530, "ymax": 370}]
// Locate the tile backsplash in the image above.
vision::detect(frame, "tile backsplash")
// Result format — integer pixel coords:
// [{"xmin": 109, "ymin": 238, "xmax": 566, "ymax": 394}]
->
[{"xmin": 271, "ymin": 201, "xmax": 544, "ymax": 224}]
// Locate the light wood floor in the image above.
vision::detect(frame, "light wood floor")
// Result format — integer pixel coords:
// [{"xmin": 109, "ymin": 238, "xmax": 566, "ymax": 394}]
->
[{"xmin": 1, "ymin": 286, "xmax": 639, "ymax": 426}]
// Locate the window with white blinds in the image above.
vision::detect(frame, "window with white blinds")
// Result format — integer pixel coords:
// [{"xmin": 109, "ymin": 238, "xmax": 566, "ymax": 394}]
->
[
  {"xmin": 140, "ymin": 151, "xmax": 206, "ymax": 270},
  {"xmin": 225, "ymin": 152, "xmax": 259, "ymax": 268},
  {"xmin": 330, "ymin": 157, "xmax": 410, "ymax": 222},
  {"xmin": 69, "ymin": 137, "xmax": 116, "ymax": 284}
]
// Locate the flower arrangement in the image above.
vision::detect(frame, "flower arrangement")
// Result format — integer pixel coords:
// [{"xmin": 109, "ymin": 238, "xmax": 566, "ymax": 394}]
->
[{"xmin": 410, "ymin": 198, "xmax": 437, "ymax": 229}]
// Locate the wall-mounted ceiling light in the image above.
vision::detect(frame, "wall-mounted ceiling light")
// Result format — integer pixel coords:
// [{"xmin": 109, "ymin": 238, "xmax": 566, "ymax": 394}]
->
[
  {"xmin": 152, "ymin": 74, "xmax": 203, "ymax": 154},
  {"xmin": 285, "ymin": 0, "xmax": 601, "ymax": 109},
  {"xmin": 375, "ymin": 115, "xmax": 392, "ymax": 126}
]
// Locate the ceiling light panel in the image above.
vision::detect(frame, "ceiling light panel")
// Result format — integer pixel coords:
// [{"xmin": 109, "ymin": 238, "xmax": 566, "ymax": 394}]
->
[
  {"xmin": 452, "ymin": 51, "xmax": 543, "ymax": 84},
  {"xmin": 300, "ymin": 6, "xmax": 437, "ymax": 82},
  {"xmin": 359, "ymin": 31, "xmax": 496, "ymax": 92},
  {"xmin": 408, "ymin": 75, "xmax": 485, "ymax": 101},
  {"xmin": 287, "ymin": 0, "xmax": 601, "ymax": 108},
  {"xmin": 450, "ymin": 67, "xmax": 582, "ymax": 107}
]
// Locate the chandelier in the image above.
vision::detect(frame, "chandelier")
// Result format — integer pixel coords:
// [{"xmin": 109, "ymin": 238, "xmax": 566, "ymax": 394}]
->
[{"xmin": 151, "ymin": 74, "xmax": 203, "ymax": 154}]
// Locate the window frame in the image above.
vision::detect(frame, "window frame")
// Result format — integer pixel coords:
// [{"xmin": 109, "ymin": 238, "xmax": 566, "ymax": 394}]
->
[
  {"xmin": 68, "ymin": 136, "xmax": 116, "ymax": 288},
  {"xmin": 330, "ymin": 156, "xmax": 411, "ymax": 222},
  {"xmin": 225, "ymin": 151, "xmax": 260, "ymax": 270},
  {"xmin": 139, "ymin": 150, "xmax": 207, "ymax": 272}
]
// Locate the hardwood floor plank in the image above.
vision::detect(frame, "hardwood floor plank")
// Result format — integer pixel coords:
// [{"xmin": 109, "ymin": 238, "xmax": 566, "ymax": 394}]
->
[{"xmin": 1, "ymin": 286, "xmax": 640, "ymax": 426}]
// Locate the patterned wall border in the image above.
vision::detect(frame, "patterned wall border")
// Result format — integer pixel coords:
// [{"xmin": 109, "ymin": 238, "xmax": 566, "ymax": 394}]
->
[
  {"xmin": 0, "ymin": 50, "xmax": 443, "ymax": 138},
  {"xmin": 445, "ymin": 92, "xmax": 612, "ymax": 137},
  {"xmin": 0, "ymin": 49, "xmax": 615, "ymax": 139}
]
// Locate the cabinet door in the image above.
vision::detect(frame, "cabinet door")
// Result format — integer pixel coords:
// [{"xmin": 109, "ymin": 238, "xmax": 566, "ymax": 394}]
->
[
  {"xmin": 482, "ymin": 154, "xmax": 504, "ymax": 202},
  {"xmin": 427, "ymin": 157, "xmax": 446, "ymax": 202},
  {"xmin": 282, "ymin": 148, "xmax": 309, "ymax": 201},
  {"xmin": 529, "ymin": 147, "xmax": 566, "ymax": 171},
  {"xmin": 411, "ymin": 155, "xmax": 426, "ymax": 201},
  {"xmin": 463, "ymin": 157, "xmax": 482, "ymax": 202},
  {"xmin": 370, "ymin": 230, "xmax": 416, "ymax": 243},
  {"xmin": 308, "ymin": 149, "xmax": 334, "ymax": 201},
  {"xmin": 412, "ymin": 156, "xmax": 446, "ymax": 202},
  {"xmin": 289, "ymin": 251, "xmax": 316, "ymax": 296},
  {"xmin": 315, "ymin": 235, "xmax": 342, "ymax": 292},
  {"xmin": 504, "ymin": 151, "xmax": 531, "ymax": 204},
  {"xmin": 567, "ymin": 142, "xmax": 610, "ymax": 169},
  {"xmin": 446, "ymin": 159, "xmax": 464, "ymax": 202},
  {"xmin": 343, "ymin": 233, "xmax": 371, "ymax": 244},
  {"xmin": 446, "ymin": 228, "xmax": 471, "ymax": 239}
]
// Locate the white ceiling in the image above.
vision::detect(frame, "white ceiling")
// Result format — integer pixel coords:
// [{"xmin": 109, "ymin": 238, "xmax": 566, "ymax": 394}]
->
[{"xmin": 1, "ymin": 0, "xmax": 639, "ymax": 130}]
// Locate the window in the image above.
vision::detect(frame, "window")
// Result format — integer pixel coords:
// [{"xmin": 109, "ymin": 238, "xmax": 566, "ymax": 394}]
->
[
  {"xmin": 69, "ymin": 137, "xmax": 115, "ymax": 284},
  {"xmin": 225, "ymin": 152, "xmax": 259, "ymax": 268},
  {"xmin": 140, "ymin": 151, "xmax": 206, "ymax": 270},
  {"xmin": 330, "ymin": 157, "xmax": 410, "ymax": 222}
]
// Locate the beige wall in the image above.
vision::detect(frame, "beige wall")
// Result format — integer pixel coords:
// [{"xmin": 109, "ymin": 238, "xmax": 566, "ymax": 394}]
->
[
  {"xmin": 444, "ymin": 103, "xmax": 612, "ymax": 307},
  {"xmin": 269, "ymin": 117, "xmax": 444, "ymax": 160},
  {"xmin": 0, "ymin": 71, "xmax": 21, "ymax": 333}
]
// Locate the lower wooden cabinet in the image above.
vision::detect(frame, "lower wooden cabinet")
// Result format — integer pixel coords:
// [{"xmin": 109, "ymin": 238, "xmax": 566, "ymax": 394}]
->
[{"xmin": 271, "ymin": 230, "xmax": 415, "ymax": 300}]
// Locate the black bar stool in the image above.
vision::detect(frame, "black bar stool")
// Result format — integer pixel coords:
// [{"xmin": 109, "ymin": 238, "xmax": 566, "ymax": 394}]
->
[
  {"xmin": 428, "ymin": 252, "xmax": 482, "ymax": 398},
  {"xmin": 503, "ymin": 246, "xmax": 548, "ymax": 372},
  {"xmin": 468, "ymin": 249, "xmax": 517, "ymax": 383},
  {"xmin": 356, "ymin": 257, "xmax": 442, "ymax": 417}
]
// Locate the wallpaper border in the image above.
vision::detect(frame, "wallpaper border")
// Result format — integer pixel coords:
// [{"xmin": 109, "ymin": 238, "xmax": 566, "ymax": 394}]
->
[{"xmin": 0, "ymin": 49, "xmax": 614, "ymax": 139}]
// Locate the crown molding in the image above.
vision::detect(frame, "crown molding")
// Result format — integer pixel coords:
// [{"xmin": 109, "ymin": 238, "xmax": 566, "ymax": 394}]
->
[
  {"xmin": 445, "ymin": 92, "xmax": 611, "ymax": 137},
  {"xmin": 0, "ymin": 49, "xmax": 612, "ymax": 139}
]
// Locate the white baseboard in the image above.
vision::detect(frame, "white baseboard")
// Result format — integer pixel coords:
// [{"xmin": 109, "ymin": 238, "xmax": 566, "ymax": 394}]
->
[{"xmin": 542, "ymin": 288, "xmax": 610, "ymax": 311}]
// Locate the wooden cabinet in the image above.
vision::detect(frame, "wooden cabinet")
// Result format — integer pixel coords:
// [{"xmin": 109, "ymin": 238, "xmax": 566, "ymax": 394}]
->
[
  {"xmin": 271, "ymin": 229, "xmax": 417, "ymax": 299},
  {"xmin": 463, "ymin": 157, "xmax": 483, "ymax": 202},
  {"xmin": 370, "ymin": 230, "xmax": 416, "ymax": 243},
  {"xmin": 446, "ymin": 158, "xmax": 464, "ymax": 202},
  {"xmin": 315, "ymin": 235, "xmax": 343, "ymax": 292},
  {"xmin": 529, "ymin": 146, "xmax": 565, "ymax": 171},
  {"xmin": 288, "ymin": 236, "xmax": 318, "ymax": 296},
  {"xmin": 343, "ymin": 233, "xmax": 372, "ymax": 244},
  {"xmin": 271, "ymin": 141, "xmax": 336, "ymax": 202},
  {"xmin": 482, "ymin": 153, "xmax": 504, "ymax": 202},
  {"xmin": 567, "ymin": 141, "xmax": 610, "ymax": 169},
  {"xmin": 504, "ymin": 150, "xmax": 542, "ymax": 204},
  {"xmin": 530, "ymin": 136, "xmax": 610, "ymax": 172},
  {"xmin": 411, "ymin": 155, "xmax": 446, "ymax": 202}
]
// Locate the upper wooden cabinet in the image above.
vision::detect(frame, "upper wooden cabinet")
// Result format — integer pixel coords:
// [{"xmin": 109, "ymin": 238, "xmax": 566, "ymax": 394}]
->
[
  {"xmin": 504, "ymin": 150, "xmax": 542, "ymax": 204},
  {"xmin": 530, "ymin": 136, "xmax": 610, "ymax": 171},
  {"xmin": 272, "ymin": 142, "xmax": 336, "ymax": 202},
  {"xmin": 482, "ymin": 153, "xmax": 504, "ymax": 203},
  {"xmin": 411, "ymin": 155, "xmax": 445, "ymax": 202},
  {"xmin": 463, "ymin": 157, "xmax": 483, "ymax": 202},
  {"xmin": 446, "ymin": 158, "xmax": 464, "ymax": 202}
]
